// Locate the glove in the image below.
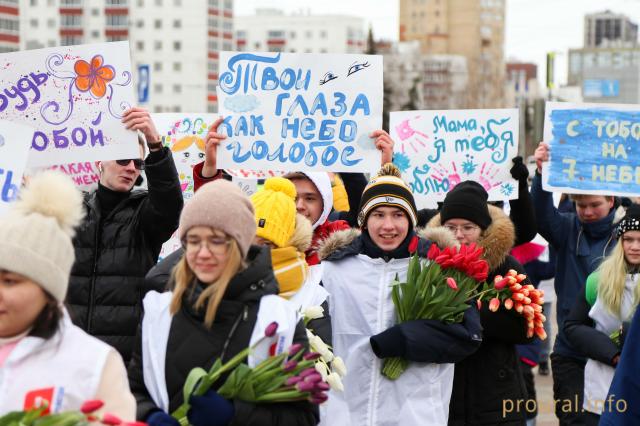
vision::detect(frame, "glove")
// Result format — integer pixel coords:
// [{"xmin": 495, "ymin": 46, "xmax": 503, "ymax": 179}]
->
[
  {"xmin": 146, "ymin": 411, "xmax": 180, "ymax": 426},
  {"xmin": 510, "ymin": 156, "xmax": 529, "ymax": 182},
  {"xmin": 187, "ymin": 390, "xmax": 235, "ymax": 426}
]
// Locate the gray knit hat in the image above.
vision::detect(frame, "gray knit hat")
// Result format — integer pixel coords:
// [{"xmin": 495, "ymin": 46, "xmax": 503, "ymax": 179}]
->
[
  {"xmin": 0, "ymin": 171, "xmax": 84, "ymax": 302},
  {"xmin": 178, "ymin": 180, "xmax": 256, "ymax": 258}
]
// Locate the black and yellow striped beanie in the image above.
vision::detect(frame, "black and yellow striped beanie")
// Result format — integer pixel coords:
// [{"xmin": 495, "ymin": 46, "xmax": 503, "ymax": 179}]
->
[{"xmin": 357, "ymin": 163, "xmax": 418, "ymax": 228}]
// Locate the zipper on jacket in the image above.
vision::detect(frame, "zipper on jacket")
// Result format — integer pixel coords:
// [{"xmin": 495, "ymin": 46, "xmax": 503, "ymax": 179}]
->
[
  {"xmin": 86, "ymin": 215, "xmax": 102, "ymax": 333},
  {"xmin": 220, "ymin": 304, "xmax": 249, "ymax": 361}
]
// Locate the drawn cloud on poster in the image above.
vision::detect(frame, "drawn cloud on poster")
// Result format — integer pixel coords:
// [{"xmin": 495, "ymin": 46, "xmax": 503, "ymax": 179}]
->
[{"xmin": 224, "ymin": 94, "xmax": 260, "ymax": 113}]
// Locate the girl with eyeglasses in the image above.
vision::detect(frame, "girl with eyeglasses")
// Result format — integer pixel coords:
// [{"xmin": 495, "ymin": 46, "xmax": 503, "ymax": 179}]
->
[
  {"xmin": 428, "ymin": 180, "xmax": 534, "ymax": 426},
  {"xmin": 127, "ymin": 179, "xmax": 317, "ymax": 426}
]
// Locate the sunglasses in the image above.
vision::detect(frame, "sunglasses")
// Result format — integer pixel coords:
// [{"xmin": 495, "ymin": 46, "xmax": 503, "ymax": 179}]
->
[{"xmin": 115, "ymin": 159, "xmax": 145, "ymax": 170}]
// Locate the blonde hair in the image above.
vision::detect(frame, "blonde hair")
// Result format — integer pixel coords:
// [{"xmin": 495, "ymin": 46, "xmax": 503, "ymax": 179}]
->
[
  {"xmin": 169, "ymin": 238, "xmax": 244, "ymax": 328},
  {"xmin": 596, "ymin": 240, "xmax": 640, "ymax": 316}
]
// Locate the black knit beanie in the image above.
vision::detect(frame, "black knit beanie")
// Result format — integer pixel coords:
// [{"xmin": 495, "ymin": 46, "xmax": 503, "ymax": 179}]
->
[
  {"xmin": 616, "ymin": 204, "xmax": 640, "ymax": 238},
  {"xmin": 358, "ymin": 164, "xmax": 418, "ymax": 228},
  {"xmin": 440, "ymin": 181, "xmax": 492, "ymax": 230}
]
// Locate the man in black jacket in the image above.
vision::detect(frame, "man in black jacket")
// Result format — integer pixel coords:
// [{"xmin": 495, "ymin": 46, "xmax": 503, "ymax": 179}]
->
[{"xmin": 66, "ymin": 107, "xmax": 183, "ymax": 364}]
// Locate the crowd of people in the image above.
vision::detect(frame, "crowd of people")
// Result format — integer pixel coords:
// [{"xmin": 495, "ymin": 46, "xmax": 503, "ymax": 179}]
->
[{"xmin": 1, "ymin": 108, "xmax": 639, "ymax": 426}]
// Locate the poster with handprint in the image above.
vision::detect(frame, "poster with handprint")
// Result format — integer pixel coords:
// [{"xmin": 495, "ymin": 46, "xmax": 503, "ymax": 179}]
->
[
  {"xmin": 216, "ymin": 51, "xmax": 383, "ymax": 172},
  {"xmin": 0, "ymin": 41, "xmax": 138, "ymax": 168},
  {"xmin": 390, "ymin": 109, "xmax": 519, "ymax": 208},
  {"xmin": 0, "ymin": 120, "xmax": 34, "ymax": 216}
]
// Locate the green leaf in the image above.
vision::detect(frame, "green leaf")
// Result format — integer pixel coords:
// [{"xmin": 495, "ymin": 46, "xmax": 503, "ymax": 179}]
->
[
  {"xmin": 218, "ymin": 363, "xmax": 253, "ymax": 399},
  {"xmin": 183, "ymin": 367, "xmax": 207, "ymax": 402}
]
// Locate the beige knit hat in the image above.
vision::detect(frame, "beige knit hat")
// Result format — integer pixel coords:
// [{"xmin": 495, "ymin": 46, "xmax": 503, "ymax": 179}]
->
[
  {"xmin": 178, "ymin": 180, "xmax": 256, "ymax": 258},
  {"xmin": 0, "ymin": 171, "xmax": 84, "ymax": 302}
]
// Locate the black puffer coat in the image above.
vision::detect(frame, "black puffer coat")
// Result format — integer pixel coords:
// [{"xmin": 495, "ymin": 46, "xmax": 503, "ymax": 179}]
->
[
  {"xmin": 428, "ymin": 205, "xmax": 534, "ymax": 426},
  {"xmin": 128, "ymin": 245, "xmax": 318, "ymax": 425},
  {"xmin": 66, "ymin": 148, "xmax": 183, "ymax": 363}
]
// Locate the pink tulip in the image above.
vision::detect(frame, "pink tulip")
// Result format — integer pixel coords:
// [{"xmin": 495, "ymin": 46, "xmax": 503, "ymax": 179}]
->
[
  {"xmin": 303, "ymin": 352, "xmax": 321, "ymax": 361},
  {"xmin": 288, "ymin": 343, "xmax": 303, "ymax": 356},
  {"xmin": 304, "ymin": 373, "xmax": 323, "ymax": 383},
  {"xmin": 309, "ymin": 392, "xmax": 329, "ymax": 404},
  {"xmin": 297, "ymin": 381, "xmax": 316, "ymax": 392},
  {"xmin": 446, "ymin": 277, "xmax": 458, "ymax": 291},
  {"xmin": 285, "ymin": 376, "xmax": 302, "ymax": 386},
  {"xmin": 315, "ymin": 382, "xmax": 330, "ymax": 391},
  {"xmin": 299, "ymin": 367, "xmax": 317, "ymax": 378},
  {"xmin": 283, "ymin": 360, "xmax": 298, "ymax": 373},
  {"xmin": 80, "ymin": 400, "xmax": 104, "ymax": 414},
  {"xmin": 264, "ymin": 322, "xmax": 279, "ymax": 337},
  {"xmin": 489, "ymin": 298, "xmax": 500, "ymax": 312},
  {"xmin": 101, "ymin": 414, "xmax": 122, "ymax": 426}
]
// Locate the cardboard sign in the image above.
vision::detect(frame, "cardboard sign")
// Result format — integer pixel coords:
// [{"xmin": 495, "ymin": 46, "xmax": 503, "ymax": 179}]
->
[
  {"xmin": 390, "ymin": 109, "xmax": 519, "ymax": 208},
  {"xmin": 0, "ymin": 41, "xmax": 138, "ymax": 167},
  {"xmin": 0, "ymin": 120, "xmax": 34, "ymax": 216},
  {"xmin": 543, "ymin": 102, "xmax": 640, "ymax": 196},
  {"xmin": 216, "ymin": 51, "xmax": 383, "ymax": 172}
]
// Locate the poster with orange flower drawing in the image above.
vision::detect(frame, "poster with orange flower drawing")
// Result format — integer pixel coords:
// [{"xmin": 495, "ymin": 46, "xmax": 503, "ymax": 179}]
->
[{"xmin": 0, "ymin": 41, "xmax": 138, "ymax": 168}]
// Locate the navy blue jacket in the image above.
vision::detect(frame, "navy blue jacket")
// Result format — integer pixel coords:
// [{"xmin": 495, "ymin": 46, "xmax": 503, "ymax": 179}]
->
[{"xmin": 531, "ymin": 172, "xmax": 616, "ymax": 359}]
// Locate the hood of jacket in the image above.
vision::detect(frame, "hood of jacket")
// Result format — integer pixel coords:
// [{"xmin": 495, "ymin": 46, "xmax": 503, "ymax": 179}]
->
[
  {"xmin": 426, "ymin": 204, "xmax": 515, "ymax": 272},
  {"xmin": 303, "ymin": 172, "xmax": 334, "ymax": 230},
  {"xmin": 318, "ymin": 226, "xmax": 458, "ymax": 261}
]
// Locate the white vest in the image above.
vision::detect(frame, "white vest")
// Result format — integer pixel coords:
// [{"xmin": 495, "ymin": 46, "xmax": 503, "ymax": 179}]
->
[
  {"xmin": 0, "ymin": 315, "xmax": 111, "ymax": 414},
  {"xmin": 321, "ymin": 254, "xmax": 455, "ymax": 426},
  {"xmin": 584, "ymin": 274, "xmax": 639, "ymax": 414},
  {"xmin": 141, "ymin": 291, "xmax": 300, "ymax": 412}
]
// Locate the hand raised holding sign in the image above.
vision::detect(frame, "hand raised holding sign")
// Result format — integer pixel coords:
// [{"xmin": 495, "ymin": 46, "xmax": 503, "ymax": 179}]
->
[
  {"xmin": 202, "ymin": 117, "xmax": 227, "ymax": 178},
  {"xmin": 370, "ymin": 129, "xmax": 395, "ymax": 166},
  {"xmin": 534, "ymin": 142, "xmax": 550, "ymax": 173},
  {"xmin": 122, "ymin": 107, "xmax": 162, "ymax": 151}
]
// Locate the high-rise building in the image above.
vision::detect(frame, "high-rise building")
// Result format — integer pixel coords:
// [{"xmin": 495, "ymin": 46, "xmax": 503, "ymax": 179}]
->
[
  {"xmin": 399, "ymin": 0, "xmax": 506, "ymax": 108},
  {"xmin": 235, "ymin": 8, "xmax": 365, "ymax": 54},
  {"xmin": 1, "ymin": 0, "xmax": 233, "ymax": 113},
  {"xmin": 584, "ymin": 10, "xmax": 638, "ymax": 48},
  {"xmin": 570, "ymin": 11, "xmax": 640, "ymax": 104}
]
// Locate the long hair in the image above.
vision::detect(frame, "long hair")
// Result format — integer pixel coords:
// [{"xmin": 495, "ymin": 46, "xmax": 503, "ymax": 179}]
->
[
  {"xmin": 169, "ymin": 239, "xmax": 244, "ymax": 328},
  {"xmin": 596, "ymin": 240, "xmax": 640, "ymax": 316}
]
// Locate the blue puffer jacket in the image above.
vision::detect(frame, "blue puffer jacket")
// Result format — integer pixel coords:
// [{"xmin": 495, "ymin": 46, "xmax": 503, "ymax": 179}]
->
[{"xmin": 531, "ymin": 173, "xmax": 616, "ymax": 359}]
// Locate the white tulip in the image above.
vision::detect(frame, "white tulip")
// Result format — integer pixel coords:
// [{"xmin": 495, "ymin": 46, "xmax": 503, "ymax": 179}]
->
[
  {"xmin": 315, "ymin": 361, "xmax": 329, "ymax": 381},
  {"xmin": 332, "ymin": 356, "xmax": 348, "ymax": 378},
  {"xmin": 327, "ymin": 372, "xmax": 344, "ymax": 392},
  {"xmin": 303, "ymin": 305, "xmax": 324, "ymax": 320},
  {"xmin": 306, "ymin": 328, "xmax": 314, "ymax": 340},
  {"xmin": 311, "ymin": 335, "xmax": 334, "ymax": 362}
]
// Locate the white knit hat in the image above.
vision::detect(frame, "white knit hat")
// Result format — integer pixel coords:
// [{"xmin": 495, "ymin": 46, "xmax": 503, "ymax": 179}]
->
[{"xmin": 0, "ymin": 171, "xmax": 84, "ymax": 302}]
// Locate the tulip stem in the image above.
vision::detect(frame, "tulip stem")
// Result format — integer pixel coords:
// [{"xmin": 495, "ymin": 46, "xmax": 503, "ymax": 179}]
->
[{"xmin": 381, "ymin": 357, "xmax": 409, "ymax": 380}]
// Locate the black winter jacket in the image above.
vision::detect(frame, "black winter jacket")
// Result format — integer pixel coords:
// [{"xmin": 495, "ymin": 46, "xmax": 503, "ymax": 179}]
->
[
  {"xmin": 66, "ymin": 148, "xmax": 183, "ymax": 363},
  {"xmin": 428, "ymin": 205, "xmax": 533, "ymax": 426},
  {"xmin": 128, "ymin": 245, "xmax": 318, "ymax": 426}
]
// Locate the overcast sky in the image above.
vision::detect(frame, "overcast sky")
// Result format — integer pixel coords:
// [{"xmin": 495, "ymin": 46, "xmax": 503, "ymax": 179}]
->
[{"xmin": 235, "ymin": 0, "xmax": 640, "ymax": 85}]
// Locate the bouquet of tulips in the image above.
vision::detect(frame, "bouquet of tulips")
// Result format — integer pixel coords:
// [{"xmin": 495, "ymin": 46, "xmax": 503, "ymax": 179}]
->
[
  {"xmin": 172, "ymin": 322, "xmax": 331, "ymax": 425},
  {"xmin": 479, "ymin": 269, "xmax": 547, "ymax": 340},
  {"xmin": 0, "ymin": 400, "xmax": 144, "ymax": 426},
  {"xmin": 383, "ymin": 240, "xmax": 489, "ymax": 380}
]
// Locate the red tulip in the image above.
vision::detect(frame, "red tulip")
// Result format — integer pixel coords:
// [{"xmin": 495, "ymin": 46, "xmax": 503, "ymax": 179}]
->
[
  {"xmin": 427, "ymin": 244, "xmax": 441, "ymax": 260},
  {"xmin": 80, "ymin": 400, "xmax": 104, "ymax": 414},
  {"xmin": 504, "ymin": 298, "xmax": 514, "ymax": 310},
  {"xmin": 408, "ymin": 236, "xmax": 419, "ymax": 254},
  {"xmin": 446, "ymin": 277, "xmax": 458, "ymax": 291},
  {"xmin": 489, "ymin": 298, "xmax": 500, "ymax": 312},
  {"xmin": 535, "ymin": 327, "xmax": 547, "ymax": 340},
  {"xmin": 507, "ymin": 269, "xmax": 518, "ymax": 277},
  {"xmin": 101, "ymin": 414, "xmax": 122, "ymax": 426}
]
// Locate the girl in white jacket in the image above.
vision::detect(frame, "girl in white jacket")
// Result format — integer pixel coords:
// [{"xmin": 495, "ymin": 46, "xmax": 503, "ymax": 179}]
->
[{"xmin": 0, "ymin": 171, "xmax": 134, "ymax": 420}]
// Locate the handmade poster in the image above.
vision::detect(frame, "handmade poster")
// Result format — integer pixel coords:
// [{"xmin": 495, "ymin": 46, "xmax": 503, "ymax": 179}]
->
[
  {"xmin": 0, "ymin": 120, "xmax": 34, "ymax": 216},
  {"xmin": 216, "ymin": 51, "xmax": 383, "ymax": 173},
  {"xmin": 542, "ymin": 102, "xmax": 640, "ymax": 197},
  {"xmin": 153, "ymin": 113, "xmax": 264, "ymax": 259},
  {"xmin": 0, "ymin": 41, "xmax": 138, "ymax": 168},
  {"xmin": 390, "ymin": 109, "xmax": 519, "ymax": 208},
  {"xmin": 48, "ymin": 161, "xmax": 100, "ymax": 191}
]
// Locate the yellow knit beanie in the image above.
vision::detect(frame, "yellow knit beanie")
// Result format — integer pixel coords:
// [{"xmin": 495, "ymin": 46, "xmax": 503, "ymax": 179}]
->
[{"xmin": 251, "ymin": 177, "xmax": 297, "ymax": 248}]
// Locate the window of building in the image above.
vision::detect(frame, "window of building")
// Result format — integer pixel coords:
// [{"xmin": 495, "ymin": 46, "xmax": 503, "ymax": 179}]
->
[
  {"xmin": 136, "ymin": 20, "xmax": 144, "ymax": 28},
  {"xmin": 106, "ymin": 0, "xmax": 128, "ymax": 5},
  {"xmin": 60, "ymin": 0, "xmax": 82, "ymax": 4},
  {"xmin": 207, "ymin": 61, "xmax": 218, "ymax": 72},
  {"xmin": 222, "ymin": 41, "xmax": 232, "ymax": 50},
  {"xmin": 61, "ymin": 35, "xmax": 83, "ymax": 46},
  {"xmin": 154, "ymin": 83, "xmax": 162, "ymax": 93},
  {"xmin": 174, "ymin": 0, "xmax": 181, "ymax": 5},
  {"xmin": 106, "ymin": 14, "xmax": 127, "ymax": 27},
  {"xmin": 154, "ymin": 62, "xmax": 162, "ymax": 71},
  {"xmin": 207, "ymin": 105, "xmax": 216, "ymax": 113},
  {"xmin": 320, "ymin": 48, "xmax": 328, "ymax": 53},
  {"xmin": 91, "ymin": 30, "xmax": 99, "ymax": 38},
  {"xmin": 305, "ymin": 30, "xmax": 312, "ymax": 38},
  {"xmin": 155, "ymin": 0, "xmax": 162, "ymax": 5},
  {"xmin": 207, "ymin": 83, "xmax": 216, "ymax": 91},
  {"xmin": 223, "ymin": 0, "xmax": 232, "ymax": 9},
  {"xmin": 172, "ymin": 105, "xmax": 181, "ymax": 112},
  {"xmin": 208, "ymin": 0, "xmax": 218, "ymax": 6},
  {"xmin": 173, "ymin": 19, "xmax": 181, "ymax": 28},
  {"xmin": 208, "ymin": 40, "xmax": 219, "ymax": 50},
  {"xmin": 29, "ymin": 19, "xmax": 38, "ymax": 28},
  {"xmin": 154, "ymin": 19, "xmax": 162, "ymax": 29},
  {"xmin": 208, "ymin": 18, "xmax": 219, "ymax": 28},
  {"xmin": 137, "ymin": 0, "xmax": 143, "ymax": 6},
  {"xmin": 173, "ymin": 62, "xmax": 181, "ymax": 71},
  {"xmin": 136, "ymin": 41, "xmax": 144, "ymax": 50},
  {"xmin": 154, "ymin": 105, "xmax": 163, "ymax": 112},
  {"xmin": 154, "ymin": 40, "xmax": 162, "ymax": 49},
  {"xmin": 106, "ymin": 35, "xmax": 127, "ymax": 42},
  {"xmin": 30, "ymin": 0, "xmax": 36, "ymax": 5},
  {"xmin": 173, "ymin": 41, "xmax": 181, "ymax": 50},
  {"xmin": 26, "ymin": 40, "xmax": 43, "ymax": 50},
  {"xmin": 60, "ymin": 14, "xmax": 82, "ymax": 27},
  {"xmin": 268, "ymin": 30, "xmax": 284, "ymax": 38},
  {"xmin": 48, "ymin": 39, "xmax": 56, "ymax": 47},
  {"xmin": 92, "ymin": 8, "xmax": 99, "ymax": 16},
  {"xmin": 255, "ymin": 42, "xmax": 260, "ymax": 49},
  {"xmin": 47, "ymin": 18, "xmax": 55, "ymax": 26},
  {"xmin": 222, "ymin": 20, "xmax": 232, "ymax": 30},
  {"xmin": 237, "ymin": 30, "xmax": 246, "ymax": 38},
  {"xmin": 173, "ymin": 84, "xmax": 181, "ymax": 93}
]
